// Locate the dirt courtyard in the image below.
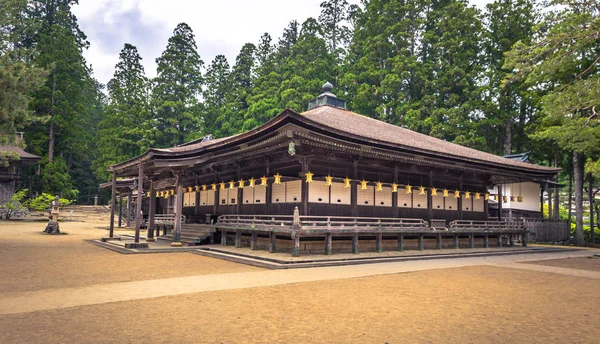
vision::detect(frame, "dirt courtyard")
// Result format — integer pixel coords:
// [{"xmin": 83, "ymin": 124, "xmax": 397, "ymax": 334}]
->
[{"xmin": 0, "ymin": 220, "xmax": 599, "ymax": 343}]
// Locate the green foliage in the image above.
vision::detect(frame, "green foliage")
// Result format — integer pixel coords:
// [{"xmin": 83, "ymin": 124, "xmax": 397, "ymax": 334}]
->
[
  {"xmin": 542, "ymin": 203, "xmax": 569, "ymax": 221},
  {"xmin": 0, "ymin": 188, "xmax": 29, "ymax": 219},
  {"xmin": 94, "ymin": 44, "xmax": 151, "ymax": 181},
  {"xmin": 0, "ymin": 151, "xmax": 20, "ymax": 167},
  {"xmin": 37, "ymin": 156, "xmax": 79, "ymax": 200},
  {"xmin": 153, "ymin": 23, "xmax": 204, "ymax": 147},
  {"xmin": 24, "ymin": 192, "xmax": 71, "ymax": 212}
]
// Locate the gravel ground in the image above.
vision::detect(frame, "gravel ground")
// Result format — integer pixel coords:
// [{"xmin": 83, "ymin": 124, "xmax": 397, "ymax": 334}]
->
[
  {"xmin": 1, "ymin": 220, "xmax": 598, "ymax": 344},
  {"xmin": 0, "ymin": 221, "xmax": 260, "ymax": 293},
  {"xmin": 525, "ymin": 256, "xmax": 600, "ymax": 272}
]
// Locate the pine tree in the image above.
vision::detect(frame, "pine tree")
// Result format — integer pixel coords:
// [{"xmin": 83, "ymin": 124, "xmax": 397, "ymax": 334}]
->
[
  {"xmin": 203, "ymin": 54, "xmax": 231, "ymax": 136},
  {"xmin": 153, "ymin": 23, "xmax": 204, "ymax": 147},
  {"xmin": 94, "ymin": 44, "xmax": 151, "ymax": 181},
  {"xmin": 481, "ymin": 0, "xmax": 537, "ymax": 154},
  {"xmin": 504, "ymin": 0, "xmax": 600, "ymax": 245},
  {"xmin": 318, "ymin": 0, "xmax": 352, "ymax": 56}
]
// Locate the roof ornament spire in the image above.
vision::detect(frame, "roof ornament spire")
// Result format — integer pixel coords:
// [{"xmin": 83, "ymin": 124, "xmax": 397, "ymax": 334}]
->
[{"xmin": 307, "ymin": 81, "xmax": 347, "ymax": 110}]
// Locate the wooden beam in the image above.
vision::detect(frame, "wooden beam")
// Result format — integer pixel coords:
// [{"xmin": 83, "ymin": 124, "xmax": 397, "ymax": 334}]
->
[
  {"xmin": 147, "ymin": 180, "xmax": 155, "ymax": 241},
  {"xmin": 109, "ymin": 171, "xmax": 116, "ymax": 238},
  {"xmin": 172, "ymin": 174, "xmax": 183, "ymax": 247}
]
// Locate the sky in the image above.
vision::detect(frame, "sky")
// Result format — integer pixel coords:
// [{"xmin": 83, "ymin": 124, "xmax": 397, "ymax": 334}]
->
[{"xmin": 73, "ymin": 0, "xmax": 492, "ymax": 86}]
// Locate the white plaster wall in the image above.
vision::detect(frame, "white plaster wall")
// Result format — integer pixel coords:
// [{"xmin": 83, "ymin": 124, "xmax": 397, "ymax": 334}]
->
[{"xmin": 490, "ymin": 182, "xmax": 540, "ymax": 212}]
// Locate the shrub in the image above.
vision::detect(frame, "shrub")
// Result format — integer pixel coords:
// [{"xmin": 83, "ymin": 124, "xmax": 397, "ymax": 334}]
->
[
  {"xmin": 0, "ymin": 189, "xmax": 30, "ymax": 219},
  {"xmin": 25, "ymin": 193, "xmax": 72, "ymax": 212}
]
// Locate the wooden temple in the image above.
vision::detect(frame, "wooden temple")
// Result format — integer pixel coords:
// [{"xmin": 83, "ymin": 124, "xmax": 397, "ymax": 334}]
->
[{"xmin": 107, "ymin": 83, "xmax": 560, "ymax": 255}]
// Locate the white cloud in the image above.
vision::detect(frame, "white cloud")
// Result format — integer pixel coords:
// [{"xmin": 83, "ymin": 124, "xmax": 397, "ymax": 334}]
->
[{"xmin": 74, "ymin": 0, "xmax": 493, "ymax": 85}]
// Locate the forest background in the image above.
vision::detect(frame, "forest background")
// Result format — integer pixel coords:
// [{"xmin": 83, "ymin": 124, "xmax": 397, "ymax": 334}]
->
[{"xmin": 1, "ymin": 0, "xmax": 598, "ymax": 244}]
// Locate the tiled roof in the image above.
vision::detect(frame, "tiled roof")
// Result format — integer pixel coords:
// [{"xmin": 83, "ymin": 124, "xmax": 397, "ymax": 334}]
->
[
  {"xmin": 0, "ymin": 145, "xmax": 40, "ymax": 160},
  {"xmin": 300, "ymin": 106, "xmax": 558, "ymax": 173}
]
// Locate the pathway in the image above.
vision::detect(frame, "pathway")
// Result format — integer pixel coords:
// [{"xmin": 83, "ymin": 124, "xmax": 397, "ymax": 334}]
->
[{"xmin": 1, "ymin": 249, "xmax": 597, "ymax": 316}]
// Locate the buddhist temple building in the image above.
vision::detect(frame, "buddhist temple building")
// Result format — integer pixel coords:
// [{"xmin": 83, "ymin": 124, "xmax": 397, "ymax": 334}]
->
[
  {"xmin": 106, "ymin": 83, "xmax": 561, "ymax": 254},
  {"xmin": 0, "ymin": 133, "xmax": 40, "ymax": 203}
]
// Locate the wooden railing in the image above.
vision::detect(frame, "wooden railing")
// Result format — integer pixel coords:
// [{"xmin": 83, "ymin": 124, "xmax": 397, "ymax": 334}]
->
[
  {"xmin": 214, "ymin": 214, "xmax": 528, "ymax": 257},
  {"xmin": 154, "ymin": 214, "xmax": 186, "ymax": 225},
  {"xmin": 449, "ymin": 220, "xmax": 526, "ymax": 232}
]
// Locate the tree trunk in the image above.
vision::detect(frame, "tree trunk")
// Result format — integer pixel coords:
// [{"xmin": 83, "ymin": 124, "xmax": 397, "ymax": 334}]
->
[
  {"xmin": 48, "ymin": 75, "xmax": 57, "ymax": 163},
  {"xmin": 589, "ymin": 173, "xmax": 595, "ymax": 246},
  {"xmin": 573, "ymin": 152, "xmax": 584, "ymax": 245},
  {"xmin": 568, "ymin": 173, "xmax": 573, "ymax": 223},
  {"xmin": 503, "ymin": 119, "xmax": 511, "ymax": 155},
  {"xmin": 553, "ymin": 153, "xmax": 559, "ymax": 219}
]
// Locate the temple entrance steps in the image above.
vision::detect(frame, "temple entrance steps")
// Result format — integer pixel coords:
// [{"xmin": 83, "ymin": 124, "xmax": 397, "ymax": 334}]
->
[
  {"xmin": 61, "ymin": 205, "xmax": 111, "ymax": 223},
  {"xmin": 157, "ymin": 224, "xmax": 213, "ymax": 246}
]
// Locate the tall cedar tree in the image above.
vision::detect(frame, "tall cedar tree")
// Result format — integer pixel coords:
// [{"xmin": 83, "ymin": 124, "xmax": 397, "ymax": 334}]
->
[
  {"xmin": 203, "ymin": 54, "xmax": 231, "ymax": 136},
  {"xmin": 153, "ymin": 23, "xmax": 204, "ymax": 147},
  {"xmin": 318, "ymin": 0, "xmax": 353, "ymax": 56},
  {"xmin": 0, "ymin": 0, "xmax": 47, "ymax": 144},
  {"xmin": 504, "ymin": 0, "xmax": 600, "ymax": 245},
  {"xmin": 94, "ymin": 44, "xmax": 151, "ymax": 181},
  {"xmin": 481, "ymin": 0, "xmax": 537, "ymax": 155},
  {"xmin": 23, "ymin": 0, "xmax": 100, "ymax": 200}
]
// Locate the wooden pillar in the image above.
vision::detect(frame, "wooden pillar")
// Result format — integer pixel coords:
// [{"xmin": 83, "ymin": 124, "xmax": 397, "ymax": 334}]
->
[
  {"xmin": 118, "ymin": 193, "xmax": 123, "ymax": 227},
  {"xmin": 469, "ymin": 233, "xmax": 474, "ymax": 248},
  {"xmin": 235, "ymin": 229, "xmax": 241, "ymax": 248},
  {"xmin": 147, "ymin": 180, "xmax": 156, "ymax": 242},
  {"xmin": 392, "ymin": 166, "xmax": 399, "ymax": 218},
  {"xmin": 418, "ymin": 234, "xmax": 424, "ymax": 251},
  {"xmin": 397, "ymin": 233, "xmax": 404, "ymax": 251},
  {"xmin": 497, "ymin": 234, "xmax": 502, "ymax": 248},
  {"xmin": 458, "ymin": 177, "xmax": 463, "ymax": 220},
  {"xmin": 352, "ymin": 232, "xmax": 359, "ymax": 254},
  {"xmin": 483, "ymin": 233, "xmax": 489, "ymax": 248},
  {"xmin": 453, "ymin": 234, "xmax": 459, "ymax": 249},
  {"xmin": 436, "ymin": 233, "xmax": 442, "ymax": 249},
  {"xmin": 351, "ymin": 160, "xmax": 358, "ymax": 217},
  {"xmin": 269, "ymin": 231, "xmax": 276, "ymax": 253},
  {"xmin": 427, "ymin": 171, "xmax": 433, "ymax": 222},
  {"xmin": 497, "ymin": 185, "xmax": 503, "ymax": 221},
  {"xmin": 109, "ymin": 171, "xmax": 116, "ymax": 238},
  {"xmin": 134, "ymin": 163, "xmax": 144, "ymax": 243},
  {"xmin": 351, "ymin": 181, "xmax": 358, "ymax": 217},
  {"xmin": 221, "ymin": 229, "xmax": 227, "ymax": 245},
  {"xmin": 522, "ymin": 231, "xmax": 528, "ymax": 247},
  {"xmin": 126, "ymin": 189, "xmax": 132, "ymax": 227},
  {"xmin": 547, "ymin": 182, "xmax": 552, "ymax": 219},
  {"xmin": 376, "ymin": 232, "xmax": 383, "ymax": 253},
  {"xmin": 172, "ymin": 174, "xmax": 183, "ymax": 246},
  {"xmin": 509, "ymin": 234, "xmax": 515, "ymax": 247},
  {"xmin": 325, "ymin": 233, "xmax": 332, "ymax": 255},
  {"xmin": 250, "ymin": 232, "xmax": 258, "ymax": 250},
  {"xmin": 539, "ymin": 184, "xmax": 544, "ymax": 219},
  {"xmin": 300, "ymin": 159, "xmax": 310, "ymax": 216}
]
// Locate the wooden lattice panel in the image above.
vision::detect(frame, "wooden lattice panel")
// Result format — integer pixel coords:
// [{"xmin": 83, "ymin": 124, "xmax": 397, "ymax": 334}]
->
[
  {"xmin": 357, "ymin": 185, "xmax": 374, "ymax": 205},
  {"xmin": 271, "ymin": 183, "xmax": 285, "ymax": 203},
  {"xmin": 253, "ymin": 185, "xmax": 266, "ymax": 204},
  {"xmin": 473, "ymin": 197, "xmax": 484, "ymax": 212},
  {"xmin": 330, "ymin": 182, "xmax": 351, "ymax": 205},
  {"xmin": 227, "ymin": 187, "xmax": 238, "ymax": 205},
  {"xmin": 445, "ymin": 196, "xmax": 457, "ymax": 210},
  {"xmin": 199, "ymin": 190, "xmax": 208, "ymax": 206},
  {"xmin": 412, "ymin": 190, "xmax": 428, "ymax": 209},
  {"xmin": 206, "ymin": 190, "xmax": 215, "ymax": 206},
  {"xmin": 219, "ymin": 189, "xmax": 228, "ymax": 205},
  {"xmin": 375, "ymin": 186, "xmax": 392, "ymax": 207},
  {"xmin": 188, "ymin": 192, "xmax": 196, "ymax": 207},
  {"xmin": 462, "ymin": 195, "xmax": 472, "ymax": 211},
  {"xmin": 242, "ymin": 187, "xmax": 254, "ymax": 204},
  {"xmin": 285, "ymin": 180, "xmax": 302, "ymax": 203},
  {"xmin": 432, "ymin": 193, "xmax": 444, "ymax": 210},
  {"xmin": 397, "ymin": 188, "xmax": 412, "ymax": 208},
  {"xmin": 309, "ymin": 181, "xmax": 329, "ymax": 203}
]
